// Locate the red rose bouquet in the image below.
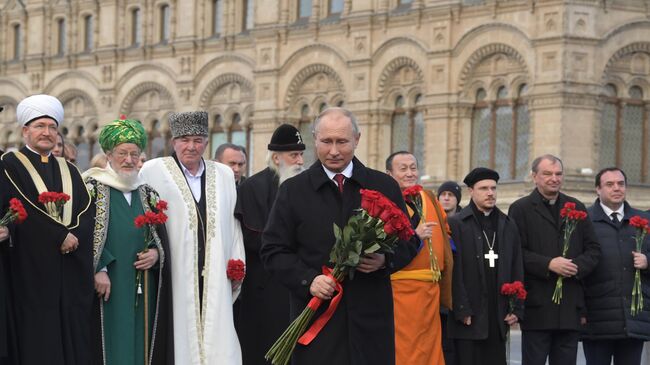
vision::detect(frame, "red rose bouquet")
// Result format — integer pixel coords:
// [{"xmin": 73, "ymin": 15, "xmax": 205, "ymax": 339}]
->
[
  {"xmin": 402, "ymin": 184, "xmax": 441, "ymax": 282},
  {"xmin": 38, "ymin": 191, "xmax": 70, "ymax": 222},
  {"xmin": 265, "ymin": 189, "xmax": 414, "ymax": 365},
  {"xmin": 133, "ymin": 200, "xmax": 168, "ymax": 300},
  {"xmin": 227, "ymin": 259, "xmax": 246, "ymax": 281},
  {"xmin": 500, "ymin": 281, "xmax": 527, "ymax": 362},
  {"xmin": 0, "ymin": 198, "xmax": 28, "ymax": 226},
  {"xmin": 629, "ymin": 215, "xmax": 648, "ymax": 315},
  {"xmin": 552, "ymin": 202, "xmax": 588, "ymax": 304}
]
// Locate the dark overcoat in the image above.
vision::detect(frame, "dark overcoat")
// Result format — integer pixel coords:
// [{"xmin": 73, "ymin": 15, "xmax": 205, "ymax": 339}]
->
[
  {"xmin": 260, "ymin": 158, "xmax": 419, "ymax": 365},
  {"xmin": 447, "ymin": 205, "xmax": 524, "ymax": 340},
  {"xmin": 234, "ymin": 167, "xmax": 290, "ymax": 365},
  {"xmin": 0, "ymin": 154, "xmax": 10, "ymax": 361},
  {"xmin": 508, "ymin": 190, "xmax": 600, "ymax": 331},
  {"xmin": 1, "ymin": 148, "xmax": 94, "ymax": 365},
  {"xmin": 582, "ymin": 200, "xmax": 650, "ymax": 340}
]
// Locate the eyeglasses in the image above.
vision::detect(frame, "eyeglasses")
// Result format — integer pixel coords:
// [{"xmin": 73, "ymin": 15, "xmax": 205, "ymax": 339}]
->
[{"xmin": 113, "ymin": 151, "xmax": 141, "ymax": 160}]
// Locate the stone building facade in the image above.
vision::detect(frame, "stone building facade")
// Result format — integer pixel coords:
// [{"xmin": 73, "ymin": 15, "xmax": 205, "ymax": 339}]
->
[{"xmin": 1, "ymin": 0, "xmax": 650, "ymax": 206}]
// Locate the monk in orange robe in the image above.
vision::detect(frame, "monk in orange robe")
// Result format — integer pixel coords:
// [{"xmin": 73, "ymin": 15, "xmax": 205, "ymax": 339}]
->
[{"xmin": 386, "ymin": 151, "xmax": 453, "ymax": 365}]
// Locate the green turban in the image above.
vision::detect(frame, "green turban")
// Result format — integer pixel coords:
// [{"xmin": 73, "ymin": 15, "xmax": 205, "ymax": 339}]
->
[{"xmin": 98, "ymin": 117, "xmax": 147, "ymax": 152}]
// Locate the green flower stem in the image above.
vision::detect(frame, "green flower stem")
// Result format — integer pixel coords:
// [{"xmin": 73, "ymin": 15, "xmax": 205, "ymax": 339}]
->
[{"xmin": 552, "ymin": 276, "xmax": 563, "ymax": 305}]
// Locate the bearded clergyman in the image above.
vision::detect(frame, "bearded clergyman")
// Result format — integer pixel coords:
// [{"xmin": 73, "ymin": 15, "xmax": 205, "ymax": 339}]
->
[
  {"xmin": 234, "ymin": 123, "xmax": 306, "ymax": 365},
  {"xmin": 83, "ymin": 117, "xmax": 173, "ymax": 365}
]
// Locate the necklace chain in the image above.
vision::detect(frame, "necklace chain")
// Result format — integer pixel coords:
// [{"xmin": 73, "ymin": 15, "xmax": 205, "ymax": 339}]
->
[{"xmin": 482, "ymin": 230, "xmax": 496, "ymax": 250}]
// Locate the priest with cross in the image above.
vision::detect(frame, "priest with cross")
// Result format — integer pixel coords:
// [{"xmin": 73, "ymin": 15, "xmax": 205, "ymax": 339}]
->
[{"xmin": 447, "ymin": 167, "xmax": 524, "ymax": 365}]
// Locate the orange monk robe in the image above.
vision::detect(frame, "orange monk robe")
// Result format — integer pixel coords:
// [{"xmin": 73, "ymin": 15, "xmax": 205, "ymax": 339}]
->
[{"xmin": 391, "ymin": 190, "xmax": 453, "ymax": 365}]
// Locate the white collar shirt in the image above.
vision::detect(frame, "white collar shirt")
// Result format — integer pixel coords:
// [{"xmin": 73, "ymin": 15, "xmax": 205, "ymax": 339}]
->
[
  {"xmin": 322, "ymin": 162, "xmax": 353, "ymax": 189},
  {"xmin": 600, "ymin": 201, "xmax": 625, "ymax": 223},
  {"xmin": 181, "ymin": 159, "xmax": 205, "ymax": 202}
]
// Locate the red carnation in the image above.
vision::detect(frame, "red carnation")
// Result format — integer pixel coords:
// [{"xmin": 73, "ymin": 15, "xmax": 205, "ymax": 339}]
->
[
  {"xmin": 0, "ymin": 198, "xmax": 28, "ymax": 226},
  {"xmin": 227, "ymin": 259, "xmax": 246, "ymax": 281},
  {"xmin": 630, "ymin": 215, "xmax": 649, "ymax": 229},
  {"xmin": 402, "ymin": 185, "xmax": 423, "ymax": 199},
  {"xmin": 156, "ymin": 200, "xmax": 168, "ymax": 212}
]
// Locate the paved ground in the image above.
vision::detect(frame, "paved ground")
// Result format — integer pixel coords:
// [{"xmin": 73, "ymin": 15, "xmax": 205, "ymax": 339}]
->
[{"xmin": 508, "ymin": 330, "xmax": 649, "ymax": 364}]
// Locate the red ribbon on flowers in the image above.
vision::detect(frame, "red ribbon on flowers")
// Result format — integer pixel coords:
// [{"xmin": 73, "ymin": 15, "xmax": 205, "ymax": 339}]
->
[{"xmin": 297, "ymin": 266, "xmax": 343, "ymax": 345}]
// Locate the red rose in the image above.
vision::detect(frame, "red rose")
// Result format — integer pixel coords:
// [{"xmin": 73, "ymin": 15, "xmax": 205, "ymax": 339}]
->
[
  {"xmin": 398, "ymin": 225, "xmax": 415, "ymax": 241},
  {"xmin": 564, "ymin": 202, "xmax": 576, "ymax": 210},
  {"xmin": 227, "ymin": 259, "xmax": 246, "ymax": 281}
]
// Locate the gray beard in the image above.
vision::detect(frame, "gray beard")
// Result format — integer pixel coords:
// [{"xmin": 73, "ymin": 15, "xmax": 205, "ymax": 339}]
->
[
  {"xmin": 278, "ymin": 163, "xmax": 305, "ymax": 185},
  {"xmin": 116, "ymin": 169, "xmax": 139, "ymax": 185}
]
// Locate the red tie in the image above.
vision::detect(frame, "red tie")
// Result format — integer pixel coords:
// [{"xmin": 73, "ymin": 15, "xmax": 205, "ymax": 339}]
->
[{"xmin": 333, "ymin": 174, "xmax": 345, "ymax": 194}]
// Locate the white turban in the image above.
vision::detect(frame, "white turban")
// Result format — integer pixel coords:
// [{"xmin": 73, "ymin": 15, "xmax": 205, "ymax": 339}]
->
[{"xmin": 16, "ymin": 94, "xmax": 64, "ymax": 126}]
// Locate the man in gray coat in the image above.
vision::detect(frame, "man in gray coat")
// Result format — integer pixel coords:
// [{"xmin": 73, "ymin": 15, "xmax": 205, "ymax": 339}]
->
[{"xmin": 582, "ymin": 167, "xmax": 650, "ymax": 365}]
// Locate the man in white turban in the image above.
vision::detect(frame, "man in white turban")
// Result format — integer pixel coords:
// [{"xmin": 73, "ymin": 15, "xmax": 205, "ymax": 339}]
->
[{"xmin": 0, "ymin": 94, "xmax": 95, "ymax": 364}]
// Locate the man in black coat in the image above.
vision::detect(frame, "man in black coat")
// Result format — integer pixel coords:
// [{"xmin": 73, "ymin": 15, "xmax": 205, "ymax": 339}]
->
[
  {"xmin": 508, "ymin": 154, "xmax": 600, "ymax": 365},
  {"xmin": 448, "ymin": 168, "xmax": 524, "ymax": 365},
  {"xmin": 1, "ymin": 95, "xmax": 94, "ymax": 365},
  {"xmin": 234, "ymin": 124, "xmax": 306, "ymax": 365},
  {"xmin": 582, "ymin": 167, "xmax": 650, "ymax": 365},
  {"xmin": 261, "ymin": 108, "xmax": 419, "ymax": 365}
]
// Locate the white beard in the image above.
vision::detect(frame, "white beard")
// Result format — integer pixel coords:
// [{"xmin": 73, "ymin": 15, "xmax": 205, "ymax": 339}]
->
[
  {"xmin": 278, "ymin": 162, "xmax": 305, "ymax": 185},
  {"xmin": 116, "ymin": 168, "xmax": 139, "ymax": 186}
]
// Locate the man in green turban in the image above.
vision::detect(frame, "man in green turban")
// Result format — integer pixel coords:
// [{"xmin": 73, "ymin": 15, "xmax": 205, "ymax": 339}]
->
[{"xmin": 83, "ymin": 117, "xmax": 174, "ymax": 365}]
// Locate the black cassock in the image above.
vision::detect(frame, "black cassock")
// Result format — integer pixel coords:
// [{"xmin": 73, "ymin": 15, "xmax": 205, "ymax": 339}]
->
[
  {"xmin": 448, "ymin": 201, "xmax": 524, "ymax": 365},
  {"xmin": 261, "ymin": 158, "xmax": 419, "ymax": 365},
  {"xmin": 0, "ymin": 151, "xmax": 10, "ymax": 363},
  {"xmin": 1, "ymin": 147, "xmax": 94, "ymax": 365},
  {"xmin": 234, "ymin": 167, "xmax": 290, "ymax": 365}
]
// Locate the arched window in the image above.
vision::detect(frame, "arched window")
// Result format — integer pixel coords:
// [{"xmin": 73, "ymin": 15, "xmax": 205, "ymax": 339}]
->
[
  {"xmin": 84, "ymin": 15, "xmax": 93, "ymax": 52},
  {"xmin": 132, "ymin": 8, "xmax": 142, "ymax": 46},
  {"xmin": 243, "ymin": 0, "xmax": 254, "ymax": 31},
  {"xmin": 213, "ymin": 0, "xmax": 223, "ymax": 36},
  {"xmin": 470, "ymin": 85, "xmax": 530, "ymax": 180},
  {"xmin": 57, "ymin": 19, "xmax": 66, "ymax": 56},
  {"xmin": 391, "ymin": 94, "xmax": 425, "ymax": 172},
  {"xmin": 600, "ymin": 84, "xmax": 649, "ymax": 182},
  {"xmin": 210, "ymin": 114, "xmax": 227, "ymax": 157},
  {"xmin": 299, "ymin": 104, "xmax": 316, "ymax": 165},
  {"xmin": 149, "ymin": 120, "xmax": 169, "ymax": 158},
  {"xmin": 13, "ymin": 24, "xmax": 22, "ymax": 60},
  {"xmin": 160, "ymin": 5, "xmax": 170, "ymax": 43},
  {"xmin": 329, "ymin": 0, "xmax": 343, "ymax": 15},
  {"xmin": 298, "ymin": 0, "xmax": 312, "ymax": 19}
]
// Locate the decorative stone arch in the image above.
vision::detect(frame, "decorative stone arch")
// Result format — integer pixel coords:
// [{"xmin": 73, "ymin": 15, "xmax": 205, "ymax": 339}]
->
[
  {"xmin": 377, "ymin": 57, "xmax": 425, "ymax": 104},
  {"xmin": 602, "ymin": 42, "xmax": 650, "ymax": 79},
  {"xmin": 371, "ymin": 36, "xmax": 430, "ymax": 61},
  {"xmin": 43, "ymin": 70, "xmax": 100, "ymax": 95},
  {"xmin": 58, "ymin": 89, "xmax": 98, "ymax": 117},
  {"xmin": 194, "ymin": 54, "xmax": 255, "ymax": 86},
  {"xmin": 284, "ymin": 63, "xmax": 346, "ymax": 110},
  {"xmin": 600, "ymin": 20, "xmax": 650, "ymax": 46},
  {"xmin": 114, "ymin": 63, "xmax": 177, "ymax": 92},
  {"xmin": 458, "ymin": 43, "xmax": 528, "ymax": 91},
  {"xmin": 119, "ymin": 82, "xmax": 175, "ymax": 116},
  {"xmin": 281, "ymin": 44, "xmax": 348, "ymax": 74},
  {"xmin": 0, "ymin": 79, "xmax": 28, "ymax": 98},
  {"xmin": 453, "ymin": 23, "xmax": 532, "ymax": 58},
  {"xmin": 199, "ymin": 73, "xmax": 254, "ymax": 110}
]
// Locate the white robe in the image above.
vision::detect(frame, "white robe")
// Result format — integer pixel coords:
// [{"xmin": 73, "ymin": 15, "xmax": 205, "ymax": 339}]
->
[{"xmin": 139, "ymin": 157, "xmax": 245, "ymax": 365}]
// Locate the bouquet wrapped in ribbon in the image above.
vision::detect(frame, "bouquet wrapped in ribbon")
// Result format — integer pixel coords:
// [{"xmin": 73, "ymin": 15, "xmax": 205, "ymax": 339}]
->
[
  {"xmin": 0, "ymin": 198, "xmax": 28, "ymax": 226},
  {"xmin": 402, "ymin": 184, "xmax": 441, "ymax": 282},
  {"xmin": 133, "ymin": 200, "xmax": 168, "ymax": 301},
  {"xmin": 552, "ymin": 202, "xmax": 587, "ymax": 304},
  {"xmin": 38, "ymin": 191, "xmax": 70, "ymax": 222},
  {"xmin": 265, "ymin": 189, "xmax": 414, "ymax": 365},
  {"xmin": 629, "ymin": 215, "xmax": 649, "ymax": 316}
]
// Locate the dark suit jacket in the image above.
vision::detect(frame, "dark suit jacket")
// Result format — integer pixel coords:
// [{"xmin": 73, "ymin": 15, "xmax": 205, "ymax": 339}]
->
[
  {"xmin": 447, "ymin": 205, "xmax": 524, "ymax": 340},
  {"xmin": 260, "ymin": 158, "xmax": 419, "ymax": 365},
  {"xmin": 508, "ymin": 189, "xmax": 600, "ymax": 331}
]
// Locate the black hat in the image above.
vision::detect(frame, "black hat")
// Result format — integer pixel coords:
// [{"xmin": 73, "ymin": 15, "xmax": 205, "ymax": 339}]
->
[
  {"xmin": 463, "ymin": 167, "xmax": 500, "ymax": 187},
  {"xmin": 437, "ymin": 181, "xmax": 462, "ymax": 203},
  {"xmin": 268, "ymin": 124, "xmax": 306, "ymax": 151}
]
